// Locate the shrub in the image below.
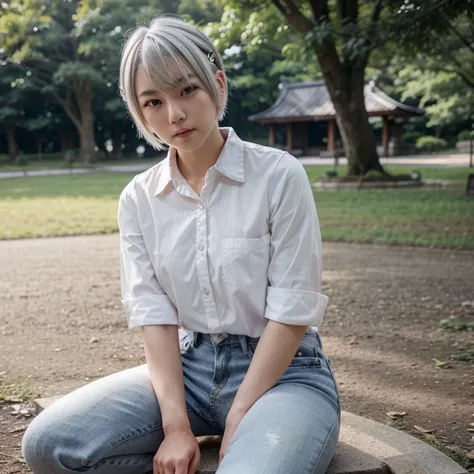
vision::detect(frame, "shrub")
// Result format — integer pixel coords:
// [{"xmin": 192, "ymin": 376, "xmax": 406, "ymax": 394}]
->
[
  {"xmin": 415, "ymin": 136, "xmax": 448, "ymax": 152},
  {"xmin": 457, "ymin": 130, "xmax": 473, "ymax": 141},
  {"xmin": 403, "ymin": 131, "xmax": 424, "ymax": 144}
]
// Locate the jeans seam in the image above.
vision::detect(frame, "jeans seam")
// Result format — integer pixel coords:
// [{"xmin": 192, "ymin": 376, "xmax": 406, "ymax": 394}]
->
[
  {"xmin": 185, "ymin": 396, "xmax": 217, "ymax": 424},
  {"xmin": 307, "ymin": 415, "xmax": 339, "ymax": 474},
  {"xmin": 210, "ymin": 346, "xmax": 230, "ymax": 431}
]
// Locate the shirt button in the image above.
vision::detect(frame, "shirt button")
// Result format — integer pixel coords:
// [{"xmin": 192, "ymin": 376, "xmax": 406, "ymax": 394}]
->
[
  {"xmin": 198, "ymin": 244, "xmax": 204, "ymax": 251},
  {"xmin": 198, "ymin": 203, "xmax": 204, "ymax": 210},
  {"xmin": 203, "ymin": 287, "xmax": 210, "ymax": 296}
]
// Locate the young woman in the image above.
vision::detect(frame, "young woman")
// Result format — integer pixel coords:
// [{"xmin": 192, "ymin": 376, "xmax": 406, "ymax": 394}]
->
[{"xmin": 22, "ymin": 15, "xmax": 340, "ymax": 474}]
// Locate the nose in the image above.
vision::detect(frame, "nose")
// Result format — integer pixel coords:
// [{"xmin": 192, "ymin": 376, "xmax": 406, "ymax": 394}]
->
[{"xmin": 168, "ymin": 101, "xmax": 186, "ymax": 124}]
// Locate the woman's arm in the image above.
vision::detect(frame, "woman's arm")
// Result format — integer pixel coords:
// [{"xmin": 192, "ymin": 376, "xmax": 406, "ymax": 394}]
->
[
  {"xmin": 219, "ymin": 321, "xmax": 307, "ymax": 462},
  {"xmin": 142, "ymin": 325, "xmax": 191, "ymax": 434},
  {"xmin": 143, "ymin": 326, "xmax": 200, "ymax": 474},
  {"xmin": 220, "ymin": 155, "xmax": 329, "ymax": 461},
  {"xmin": 229, "ymin": 320, "xmax": 307, "ymax": 417},
  {"xmin": 118, "ymin": 182, "xmax": 200, "ymax": 473}
]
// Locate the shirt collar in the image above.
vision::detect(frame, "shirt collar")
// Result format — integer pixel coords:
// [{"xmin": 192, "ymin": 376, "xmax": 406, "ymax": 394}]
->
[
  {"xmin": 155, "ymin": 127, "xmax": 245, "ymax": 196},
  {"xmin": 213, "ymin": 127, "xmax": 246, "ymax": 184}
]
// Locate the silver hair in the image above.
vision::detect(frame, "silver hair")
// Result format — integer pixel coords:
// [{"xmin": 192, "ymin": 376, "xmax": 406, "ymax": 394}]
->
[{"xmin": 119, "ymin": 15, "xmax": 227, "ymax": 150}]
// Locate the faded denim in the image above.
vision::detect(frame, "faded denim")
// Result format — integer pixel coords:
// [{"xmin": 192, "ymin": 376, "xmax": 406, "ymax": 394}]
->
[{"xmin": 22, "ymin": 329, "xmax": 340, "ymax": 473}]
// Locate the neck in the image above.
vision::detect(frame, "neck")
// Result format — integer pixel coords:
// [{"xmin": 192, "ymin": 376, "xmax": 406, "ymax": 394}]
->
[{"xmin": 175, "ymin": 126, "xmax": 226, "ymax": 181}]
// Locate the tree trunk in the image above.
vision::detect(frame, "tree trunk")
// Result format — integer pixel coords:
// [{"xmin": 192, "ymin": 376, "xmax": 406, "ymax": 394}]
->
[
  {"xmin": 62, "ymin": 80, "xmax": 97, "ymax": 163},
  {"xmin": 269, "ymin": 0, "xmax": 386, "ymax": 177},
  {"xmin": 111, "ymin": 127, "xmax": 123, "ymax": 160},
  {"xmin": 5, "ymin": 124, "xmax": 19, "ymax": 158},
  {"xmin": 78, "ymin": 119, "xmax": 96, "ymax": 164},
  {"xmin": 60, "ymin": 128, "xmax": 75, "ymax": 153},
  {"xmin": 77, "ymin": 84, "xmax": 96, "ymax": 163},
  {"xmin": 324, "ymin": 68, "xmax": 385, "ymax": 176}
]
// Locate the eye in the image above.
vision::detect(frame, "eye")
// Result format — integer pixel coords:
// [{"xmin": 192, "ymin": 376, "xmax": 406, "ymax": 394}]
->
[
  {"xmin": 144, "ymin": 99, "xmax": 161, "ymax": 108},
  {"xmin": 182, "ymin": 85, "xmax": 196, "ymax": 95}
]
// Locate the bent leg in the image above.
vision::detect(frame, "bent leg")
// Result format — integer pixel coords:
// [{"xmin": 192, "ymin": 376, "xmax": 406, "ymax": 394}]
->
[
  {"xmin": 216, "ymin": 382, "xmax": 340, "ymax": 474},
  {"xmin": 22, "ymin": 365, "xmax": 218, "ymax": 474}
]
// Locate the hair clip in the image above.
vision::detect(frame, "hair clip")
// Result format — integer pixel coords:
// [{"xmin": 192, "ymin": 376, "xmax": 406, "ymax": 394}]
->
[{"xmin": 208, "ymin": 51, "xmax": 216, "ymax": 64}]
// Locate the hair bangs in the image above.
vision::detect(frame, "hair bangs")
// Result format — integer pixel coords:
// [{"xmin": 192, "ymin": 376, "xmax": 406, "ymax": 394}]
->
[
  {"xmin": 141, "ymin": 34, "xmax": 195, "ymax": 92},
  {"xmin": 141, "ymin": 31, "xmax": 209, "ymax": 94}
]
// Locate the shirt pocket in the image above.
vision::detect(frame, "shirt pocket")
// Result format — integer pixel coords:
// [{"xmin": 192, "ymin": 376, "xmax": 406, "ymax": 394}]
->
[{"xmin": 222, "ymin": 233, "xmax": 271, "ymax": 288}]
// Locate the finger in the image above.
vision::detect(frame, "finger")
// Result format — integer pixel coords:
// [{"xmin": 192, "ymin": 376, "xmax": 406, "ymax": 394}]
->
[
  {"xmin": 188, "ymin": 447, "xmax": 201, "ymax": 474},
  {"xmin": 163, "ymin": 463, "xmax": 175, "ymax": 474},
  {"xmin": 174, "ymin": 460, "xmax": 188, "ymax": 474}
]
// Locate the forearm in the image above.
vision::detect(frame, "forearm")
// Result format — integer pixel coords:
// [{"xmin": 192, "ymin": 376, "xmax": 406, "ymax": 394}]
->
[
  {"xmin": 141, "ymin": 325, "xmax": 190, "ymax": 435},
  {"xmin": 230, "ymin": 320, "xmax": 307, "ymax": 415}
]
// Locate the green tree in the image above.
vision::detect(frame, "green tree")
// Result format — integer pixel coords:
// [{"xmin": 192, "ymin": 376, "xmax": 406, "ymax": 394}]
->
[
  {"xmin": 373, "ymin": 4, "xmax": 473, "ymax": 142},
  {"xmin": 397, "ymin": 67, "xmax": 472, "ymax": 139},
  {"xmin": 211, "ymin": 0, "xmax": 471, "ymax": 176},
  {"xmin": 0, "ymin": 64, "xmax": 24, "ymax": 158},
  {"xmin": 0, "ymin": 0, "xmax": 104, "ymax": 161}
]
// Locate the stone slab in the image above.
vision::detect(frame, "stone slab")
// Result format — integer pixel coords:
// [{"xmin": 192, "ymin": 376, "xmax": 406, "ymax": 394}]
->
[
  {"xmin": 340, "ymin": 411, "xmax": 467, "ymax": 474},
  {"xmin": 35, "ymin": 397, "xmax": 467, "ymax": 474},
  {"xmin": 195, "ymin": 436, "xmax": 389, "ymax": 474}
]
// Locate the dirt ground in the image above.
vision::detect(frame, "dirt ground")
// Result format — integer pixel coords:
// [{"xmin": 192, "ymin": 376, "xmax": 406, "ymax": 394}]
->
[{"xmin": 1, "ymin": 235, "xmax": 473, "ymax": 473}]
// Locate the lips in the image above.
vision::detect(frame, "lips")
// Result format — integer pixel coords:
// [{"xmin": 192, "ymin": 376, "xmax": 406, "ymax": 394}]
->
[{"xmin": 174, "ymin": 128, "xmax": 194, "ymax": 137}]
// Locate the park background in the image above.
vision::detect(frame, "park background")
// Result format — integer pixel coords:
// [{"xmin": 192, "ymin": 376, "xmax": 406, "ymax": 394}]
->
[{"xmin": 0, "ymin": 1, "xmax": 473, "ymax": 473}]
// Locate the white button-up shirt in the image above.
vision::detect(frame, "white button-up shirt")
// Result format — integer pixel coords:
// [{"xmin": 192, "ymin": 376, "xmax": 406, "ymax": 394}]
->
[{"xmin": 118, "ymin": 127, "xmax": 328, "ymax": 337}]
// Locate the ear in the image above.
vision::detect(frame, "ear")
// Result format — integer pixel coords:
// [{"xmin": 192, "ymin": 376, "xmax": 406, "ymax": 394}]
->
[{"xmin": 216, "ymin": 70, "xmax": 227, "ymax": 104}]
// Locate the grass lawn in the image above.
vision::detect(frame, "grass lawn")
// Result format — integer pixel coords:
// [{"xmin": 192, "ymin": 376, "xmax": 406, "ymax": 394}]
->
[
  {"xmin": 0, "ymin": 157, "xmax": 163, "ymax": 172},
  {"xmin": 305, "ymin": 164, "xmax": 473, "ymax": 184},
  {"xmin": 0, "ymin": 167, "xmax": 473, "ymax": 248}
]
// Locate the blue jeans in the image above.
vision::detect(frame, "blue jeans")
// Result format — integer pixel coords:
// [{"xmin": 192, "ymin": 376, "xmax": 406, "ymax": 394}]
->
[{"xmin": 22, "ymin": 329, "xmax": 340, "ymax": 473}]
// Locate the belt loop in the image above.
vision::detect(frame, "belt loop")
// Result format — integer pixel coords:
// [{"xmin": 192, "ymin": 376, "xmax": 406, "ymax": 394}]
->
[
  {"xmin": 238, "ymin": 335, "xmax": 249, "ymax": 354},
  {"xmin": 192, "ymin": 331, "xmax": 202, "ymax": 348}
]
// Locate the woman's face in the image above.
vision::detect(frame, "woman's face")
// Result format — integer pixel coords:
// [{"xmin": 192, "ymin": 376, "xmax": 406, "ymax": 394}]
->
[{"xmin": 135, "ymin": 67, "xmax": 226, "ymax": 152}]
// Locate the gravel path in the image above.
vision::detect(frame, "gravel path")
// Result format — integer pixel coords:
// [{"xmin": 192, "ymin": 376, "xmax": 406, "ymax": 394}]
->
[{"xmin": 1, "ymin": 235, "xmax": 473, "ymax": 472}]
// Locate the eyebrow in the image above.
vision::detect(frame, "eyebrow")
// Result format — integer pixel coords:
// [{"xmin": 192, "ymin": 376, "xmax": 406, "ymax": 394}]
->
[{"xmin": 138, "ymin": 75, "xmax": 197, "ymax": 98}]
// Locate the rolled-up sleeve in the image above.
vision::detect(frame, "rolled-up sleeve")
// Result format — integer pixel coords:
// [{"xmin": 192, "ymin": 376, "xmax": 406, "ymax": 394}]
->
[
  {"xmin": 264, "ymin": 154, "xmax": 328, "ymax": 326},
  {"xmin": 118, "ymin": 181, "xmax": 179, "ymax": 329}
]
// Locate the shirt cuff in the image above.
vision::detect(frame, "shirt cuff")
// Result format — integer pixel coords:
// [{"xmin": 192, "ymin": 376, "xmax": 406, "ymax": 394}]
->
[
  {"xmin": 121, "ymin": 295, "xmax": 179, "ymax": 329},
  {"xmin": 264, "ymin": 287, "xmax": 329, "ymax": 326}
]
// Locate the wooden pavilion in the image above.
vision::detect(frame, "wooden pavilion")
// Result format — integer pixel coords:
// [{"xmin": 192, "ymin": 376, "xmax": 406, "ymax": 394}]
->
[{"xmin": 248, "ymin": 79, "xmax": 423, "ymax": 157}]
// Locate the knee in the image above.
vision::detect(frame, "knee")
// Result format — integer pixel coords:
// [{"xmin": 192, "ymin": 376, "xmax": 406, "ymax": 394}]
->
[{"xmin": 22, "ymin": 413, "xmax": 70, "ymax": 474}]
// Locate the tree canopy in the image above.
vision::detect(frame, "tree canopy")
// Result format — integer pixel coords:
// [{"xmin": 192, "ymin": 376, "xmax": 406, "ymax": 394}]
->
[{"xmin": 0, "ymin": 0, "xmax": 471, "ymax": 170}]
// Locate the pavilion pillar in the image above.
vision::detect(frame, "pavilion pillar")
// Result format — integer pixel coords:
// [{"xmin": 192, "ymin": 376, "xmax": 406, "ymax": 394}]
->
[
  {"xmin": 382, "ymin": 116, "xmax": 389, "ymax": 157},
  {"xmin": 328, "ymin": 119, "xmax": 335, "ymax": 156},
  {"xmin": 286, "ymin": 123, "xmax": 292, "ymax": 153},
  {"xmin": 268, "ymin": 124, "xmax": 275, "ymax": 147}
]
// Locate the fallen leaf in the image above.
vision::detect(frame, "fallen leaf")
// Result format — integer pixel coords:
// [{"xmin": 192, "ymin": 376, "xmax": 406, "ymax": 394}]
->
[
  {"xmin": 8, "ymin": 425, "xmax": 28, "ymax": 434},
  {"xmin": 467, "ymin": 450, "xmax": 474, "ymax": 460},
  {"xmin": 19, "ymin": 408, "xmax": 31, "ymax": 417},
  {"xmin": 414, "ymin": 425, "xmax": 435, "ymax": 434},
  {"xmin": 386, "ymin": 411, "xmax": 407, "ymax": 419},
  {"xmin": 432, "ymin": 358, "xmax": 451, "ymax": 368}
]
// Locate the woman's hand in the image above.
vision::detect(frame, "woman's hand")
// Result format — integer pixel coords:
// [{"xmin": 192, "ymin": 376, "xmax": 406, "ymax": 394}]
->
[
  {"xmin": 219, "ymin": 408, "xmax": 247, "ymax": 464},
  {"xmin": 153, "ymin": 429, "xmax": 200, "ymax": 474}
]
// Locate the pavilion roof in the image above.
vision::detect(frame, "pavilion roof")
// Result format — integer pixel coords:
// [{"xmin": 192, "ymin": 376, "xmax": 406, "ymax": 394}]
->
[{"xmin": 249, "ymin": 80, "xmax": 423, "ymax": 123}]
